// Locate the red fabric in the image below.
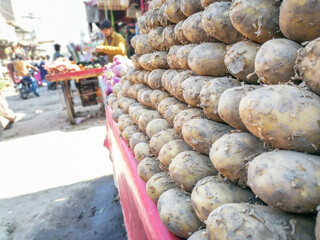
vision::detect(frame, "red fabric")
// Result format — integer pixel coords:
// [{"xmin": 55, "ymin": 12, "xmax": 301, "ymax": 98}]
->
[{"xmin": 104, "ymin": 106, "xmax": 182, "ymax": 240}]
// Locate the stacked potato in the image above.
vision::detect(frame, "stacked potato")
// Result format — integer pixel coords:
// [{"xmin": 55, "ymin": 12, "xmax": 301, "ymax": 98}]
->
[{"xmin": 108, "ymin": 0, "xmax": 320, "ymax": 239}]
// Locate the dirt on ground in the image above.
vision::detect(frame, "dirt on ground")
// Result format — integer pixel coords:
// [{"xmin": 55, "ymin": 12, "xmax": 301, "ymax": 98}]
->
[{"xmin": 0, "ymin": 84, "xmax": 127, "ymax": 240}]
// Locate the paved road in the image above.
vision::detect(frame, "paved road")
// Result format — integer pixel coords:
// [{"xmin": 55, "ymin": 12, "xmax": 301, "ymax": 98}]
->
[{"xmin": 0, "ymin": 86, "xmax": 127, "ymax": 240}]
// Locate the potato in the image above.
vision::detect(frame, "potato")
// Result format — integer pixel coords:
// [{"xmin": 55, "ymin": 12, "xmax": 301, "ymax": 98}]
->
[
  {"xmin": 135, "ymin": 34, "xmax": 155, "ymax": 55},
  {"xmin": 188, "ymin": 43, "xmax": 228, "ymax": 76},
  {"xmin": 164, "ymin": 0, "xmax": 187, "ymax": 23},
  {"xmin": 316, "ymin": 212, "xmax": 320, "ymax": 240},
  {"xmin": 202, "ymin": 2, "xmax": 243, "ymax": 44},
  {"xmin": 136, "ymin": 88, "xmax": 151, "ymax": 104},
  {"xmin": 150, "ymin": 52, "xmax": 169, "ymax": 69},
  {"xmin": 146, "ymin": 118, "xmax": 171, "ymax": 138},
  {"xmin": 224, "ymin": 41, "xmax": 260, "ymax": 83},
  {"xmin": 151, "ymin": 0, "xmax": 163, "ymax": 9},
  {"xmin": 158, "ymin": 139, "xmax": 192, "ymax": 166},
  {"xmin": 170, "ymin": 70, "xmax": 196, "ymax": 102},
  {"xmin": 161, "ymin": 70, "xmax": 174, "ymax": 90},
  {"xmin": 209, "ymin": 132, "xmax": 265, "ymax": 187},
  {"xmin": 131, "ymin": 54, "xmax": 143, "ymax": 70},
  {"xmin": 134, "ymin": 142, "xmax": 152, "ymax": 162},
  {"xmin": 146, "ymin": 172, "xmax": 177, "ymax": 202},
  {"xmin": 150, "ymin": 90, "xmax": 170, "ymax": 109},
  {"xmin": 130, "ymin": 35, "xmax": 139, "ymax": 50},
  {"xmin": 107, "ymin": 95, "xmax": 118, "ymax": 109},
  {"xmin": 129, "ymin": 132, "xmax": 149, "ymax": 150},
  {"xmin": 145, "ymin": 8, "xmax": 161, "ymax": 29},
  {"xmin": 157, "ymin": 188, "xmax": 202, "ymax": 238},
  {"xmin": 138, "ymin": 157, "xmax": 162, "ymax": 182},
  {"xmin": 148, "ymin": 27, "xmax": 165, "ymax": 51},
  {"xmin": 173, "ymin": 108, "xmax": 206, "ymax": 134},
  {"xmin": 188, "ymin": 229, "xmax": 207, "ymax": 240},
  {"xmin": 181, "ymin": 0, "xmax": 204, "ymax": 17},
  {"xmin": 176, "ymin": 44, "xmax": 197, "ymax": 69},
  {"xmin": 182, "ymin": 118, "xmax": 233, "ymax": 155},
  {"xmin": 138, "ymin": 110, "xmax": 162, "ymax": 132},
  {"xmin": 182, "ymin": 12, "xmax": 216, "ymax": 43},
  {"xmin": 255, "ymin": 39, "xmax": 301, "ymax": 85},
  {"xmin": 162, "ymin": 25, "xmax": 180, "ymax": 51},
  {"xmin": 182, "ymin": 76, "xmax": 213, "ymax": 107},
  {"xmin": 147, "ymin": 69, "xmax": 166, "ymax": 90},
  {"xmin": 191, "ymin": 176, "xmax": 257, "ymax": 222},
  {"xmin": 163, "ymin": 102, "xmax": 188, "ymax": 126},
  {"xmin": 140, "ymin": 89, "xmax": 155, "ymax": 109},
  {"xmin": 121, "ymin": 80, "xmax": 132, "ymax": 97},
  {"xmin": 280, "ymin": 0, "xmax": 320, "ymax": 43},
  {"xmin": 116, "ymin": 89, "xmax": 124, "ymax": 99},
  {"xmin": 199, "ymin": 77, "xmax": 241, "ymax": 122},
  {"xmin": 129, "ymin": 103, "xmax": 149, "ymax": 124},
  {"xmin": 217, "ymin": 85, "xmax": 261, "ymax": 131},
  {"xmin": 137, "ymin": 16, "xmax": 149, "ymax": 34},
  {"xmin": 126, "ymin": 66, "xmax": 136, "ymax": 81},
  {"xmin": 158, "ymin": 4, "xmax": 173, "ymax": 27},
  {"xmin": 122, "ymin": 124, "xmax": 140, "ymax": 142},
  {"xmin": 158, "ymin": 97, "xmax": 182, "ymax": 116},
  {"xmin": 296, "ymin": 38, "xmax": 320, "ymax": 95},
  {"xmin": 167, "ymin": 45, "xmax": 182, "ymax": 70},
  {"xmin": 149, "ymin": 129, "xmax": 180, "ymax": 156},
  {"xmin": 143, "ymin": 71, "xmax": 151, "ymax": 84},
  {"xmin": 139, "ymin": 54, "xmax": 154, "ymax": 71},
  {"xmin": 206, "ymin": 203, "xmax": 316, "ymax": 240},
  {"xmin": 130, "ymin": 70, "xmax": 141, "ymax": 84},
  {"xmin": 128, "ymin": 84, "xmax": 149, "ymax": 100},
  {"xmin": 201, "ymin": 0, "xmax": 231, "ymax": 9},
  {"xmin": 229, "ymin": 0, "xmax": 283, "ymax": 44},
  {"xmin": 111, "ymin": 108, "xmax": 124, "ymax": 122},
  {"xmin": 248, "ymin": 150, "xmax": 320, "ymax": 213},
  {"xmin": 174, "ymin": 20, "xmax": 190, "ymax": 45},
  {"xmin": 169, "ymin": 151, "xmax": 218, "ymax": 192},
  {"xmin": 121, "ymin": 98, "xmax": 138, "ymax": 113},
  {"xmin": 113, "ymin": 83, "xmax": 122, "ymax": 98},
  {"xmin": 163, "ymin": 70, "xmax": 181, "ymax": 93},
  {"xmin": 239, "ymin": 85, "xmax": 320, "ymax": 154},
  {"xmin": 136, "ymin": 71, "xmax": 147, "ymax": 84}
]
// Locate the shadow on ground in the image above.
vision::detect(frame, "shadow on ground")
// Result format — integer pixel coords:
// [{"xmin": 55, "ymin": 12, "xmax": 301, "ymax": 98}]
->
[{"xmin": 0, "ymin": 176, "xmax": 127, "ymax": 240}]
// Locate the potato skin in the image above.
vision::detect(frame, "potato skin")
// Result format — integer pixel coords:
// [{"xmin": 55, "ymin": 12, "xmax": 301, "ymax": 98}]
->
[
  {"xmin": 188, "ymin": 43, "xmax": 228, "ymax": 76},
  {"xmin": 279, "ymin": 0, "xmax": 320, "ymax": 43},
  {"xmin": 202, "ymin": 2, "xmax": 243, "ymax": 44},
  {"xmin": 180, "ymin": 0, "xmax": 203, "ymax": 17},
  {"xmin": 138, "ymin": 110, "xmax": 162, "ymax": 133},
  {"xmin": 135, "ymin": 34, "xmax": 155, "ymax": 55},
  {"xmin": 134, "ymin": 142, "xmax": 152, "ymax": 162},
  {"xmin": 146, "ymin": 118, "xmax": 171, "ymax": 138},
  {"xmin": 201, "ymin": 0, "xmax": 231, "ymax": 9},
  {"xmin": 206, "ymin": 203, "xmax": 316, "ymax": 240},
  {"xmin": 148, "ymin": 27, "xmax": 165, "ymax": 51},
  {"xmin": 158, "ymin": 139, "xmax": 192, "ymax": 166},
  {"xmin": 138, "ymin": 157, "xmax": 162, "ymax": 182},
  {"xmin": 217, "ymin": 85, "xmax": 260, "ymax": 131},
  {"xmin": 122, "ymin": 124, "xmax": 141, "ymax": 142},
  {"xmin": 131, "ymin": 54, "xmax": 143, "ymax": 70},
  {"xmin": 170, "ymin": 70, "xmax": 196, "ymax": 102},
  {"xmin": 149, "ymin": 129, "xmax": 180, "ymax": 156},
  {"xmin": 167, "ymin": 46, "xmax": 182, "ymax": 70},
  {"xmin": 150, "ymin": 52, "xmax": 169, "ymax": 70},
  {"xmin": 188, "ymin": 229, "xmax": 207, "ymax": 240},
  {"xmin": 248, "ymin": 150, "xmax": 320, "ymax": 213},
  {"xmin": 146, "ymin": 172, "xmax": 177, "ymax": 202},
  {"xmin": 139, "ymin": 54, "xmax": 155, "ymax": 71},
  {"xmin": 176, "ymin": 44, "xmax": 197, "ymax": 70},
  {"xmin": 163, "ymin": 102, "xmax": 188, "ymax": 126},
  {"xmin": 239, "ymin": 85, "xmax": 320, "ymax": 154},
  {"xmin": 150, "ymin": 90, "xmax": 170, "ymax": 109},
  {"xmin": 147, "ymin": 69, "xmax": 166, "ymax": 90},
  {"xmin": 230, "ymin": 0, "xmax": 283, "ymax": 44},
  {"xmin": 224, "ymin": 41, "xmax": 260, "ymax": 83},
  {"xmin": 137, "ymin": 16, "xmax": 149, "ymax": 34},
  {"xmin": 128, "ymin": 103, "xmax": 148, "ymax": 124},
  {"xmin": 129, "ymin": 132, "xmax": 149, "ymax": 150},
  {"xmin": 157, "ymin": 188, "xmax": 202, "ymax": 238},
  {"xmin": 128, "ymin": 84, "xmax": 149, "ymax": 100},
  {"xmin": 162, "ymin": 25, "xmax": 180, "ymax": 51},
  {"xmin": 173, "ymin": 108, "xmax": 207, "ymax": 134},
  {"xmin": 157, "ymin": 97, "xmax": 182, "ymax": 116},
  {"xmin": 209, "ymin": 132, "xmax": 265, "ymax": 187},
  {"xmin": 174, "ymin": 20, "xmax": 190, "ymax": 45},
  {"xmin": 199, "ymin": 77, "xmax": 241, "ymax": 122},
  {"xmin": 296, "ymin": 38, "xmax": 320, "ymax": 95},
  {"xmin": 191, "ymin": 176, "xmax": 257, "ymax": 222},
  {"xmin": 118, "ymin": 114, "xmax": 135, "ymax": 132},
  {"xmin": 169, "ymin": 151, "xmax": 218, "ymax": 192},
  {"xmin": 182, "ymin": 76, "xmax": 214, "ymax": 107},
  {"xmin": 164, "ymin": 0, "xmax": 187, "ymax": 23},
  {"xmin": 182, "ymin": 119, "xmax": 233, "ymax": 155},
  {"xmin": 255, "ymin": 39, "xmax": 301, "ymax": 85},
  {"xmin": 111, "ymin": 108, "xmax": 125, "ymax": 122},
  {"xmin": 140, "ymin": 89, "xmax": 155, "ymax": 109},
  {"xmin": 182, "ymin": 12, "xmax": 217, "ymax": 44}
]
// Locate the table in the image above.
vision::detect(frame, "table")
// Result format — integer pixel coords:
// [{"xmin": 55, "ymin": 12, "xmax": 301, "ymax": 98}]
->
[
  {"xmin": 104, "ymin": 106, "xmax": 182, "ymax": 240},
  {"xmin": 46, "ymin": 68, "xmax": 104, "ymax": 124}
]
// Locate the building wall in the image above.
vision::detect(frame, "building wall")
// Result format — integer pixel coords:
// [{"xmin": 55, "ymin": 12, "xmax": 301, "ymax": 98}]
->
[{"xmin": 0, "ymin": 0, "xmax": 15, "ymax": 21}]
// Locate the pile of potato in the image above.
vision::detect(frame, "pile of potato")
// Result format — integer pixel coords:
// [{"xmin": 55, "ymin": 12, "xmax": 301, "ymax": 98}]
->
[{"xmin": 108, "ymin": 0, "xmax": 320, "ymax": 239}]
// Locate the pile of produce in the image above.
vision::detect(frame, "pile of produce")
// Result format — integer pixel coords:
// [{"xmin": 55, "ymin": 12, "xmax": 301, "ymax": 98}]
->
[
  {"xmin": 107, "ymin": 0, "xmax": 320, "ymax": 239},
  {"xmin": 44, "ymin": 57, "xmax": 80, "ymax": 75}
]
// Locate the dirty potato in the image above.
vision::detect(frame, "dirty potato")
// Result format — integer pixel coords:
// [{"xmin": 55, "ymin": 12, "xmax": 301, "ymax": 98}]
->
[
  {"xmin": 111, "ymin": 108, "xmax": 125, "ymax": 122},
  {"xmin": 163, "ymin": 102, "xmax": 188, "ymax": 126},
  {"xmin": 164, "ymin": 0, "xmax": 187, "ymax": 23},
  {"xmin": 148, "ymin": 27, "xmax": 165, "ymax": 51},
  {"xmin": 147, "ymin": 69, "xmax": 166, "ymax": 90},
  {"xmin": 129, "ymin": 132, "xmax": 149, "ymax": 150},
  {"xmin": 167, "ymin": 46, "xmax": 182, "ymax": 70},
  {"xmin": 118, "ymin": 114, "xmax": 135, "ymax": 132},
  {"xmin": 162, "ymin": 25, "xmax": 180, "ymax": 51},
  {"xmin": 150, "ymin": 90, "xmax": 170, "ymax": 109},
  {"xmin": 122, "ymin": 124, "xmax": 141, "ymax": 142},
  {"xmin": 138, "ymin": 110, "xmax": 162, "ymax": 133},
  {"xmin": 149, "ymin": 129, "xmax": 180, "ymax": 156},
  {"xmin": 170, "ymin": 70, "xmax": 196, "ymax": 102},
  {"xmin": 139, "ymin": 54, "xmax": 155, "ymax": 71},
  {"xmin": 138, "ymin": 157, "xmax": 162, "ymax": 182},
  {"xmin": 146, "ymin": 118, "xmax": 171, "ymax": 138},
  {"xmin": 134, "ymin": 142, "xmax": 152, "ymax": 162},
  {"xmin": 173, "ymin": 108, "xmax": 207, "ymax": 134},
  {"xmin": 176, "ymin": 44, "xmax": 197, "ymax": 69},
  {"xmin": 146, "ymin": 172, "xmax": 177, "ymax": 202},
  {"xmin": 157, "ymin": 97, "xmax": 182, "ymax": 116},
  {"xmin": 158, "ymin": 139, "xmax": 192, "ymax": 166},
  {"xmin": 181, "ymin": 0, "xmax": 204, "ymax": 16},
  {"xmin": 135, "ymin": 34, "xmax": 156, "ymax": 55},
  {"xmin": 174, "ymin": 20, "xmax": 190, "ymax": 45},
  {"xmin": 150, "ymin": 52, "xmax": 169, "ymax": 69}
]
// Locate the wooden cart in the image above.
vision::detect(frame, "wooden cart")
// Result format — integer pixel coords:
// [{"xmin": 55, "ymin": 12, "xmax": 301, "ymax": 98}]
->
[{"xmin": 46, "ymin": 68, "xmax": 104, "ymax": 124}]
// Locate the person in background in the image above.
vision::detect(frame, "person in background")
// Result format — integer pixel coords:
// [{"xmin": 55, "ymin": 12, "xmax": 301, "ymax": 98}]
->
[
  {"xmin": 95, "ymin": 20, "xmax": 126, "ymax": 62},
  {"xmin": 39, "ymin": 56, "xmax": 51, "ymax": 88},
  {"xmin": 14, "ymin": 56, "xmax": 40, "ymax": 97},
  {"xmin": 53, "ymin": 44, "xmax": 63, "ymax": 60},
  {"xmin": 0, "ymin": 79, "xmax": 16, "ymax": 129},
  {"xmin": 6, "ymin": 58, "xmax": 16, "ymax": 84}
]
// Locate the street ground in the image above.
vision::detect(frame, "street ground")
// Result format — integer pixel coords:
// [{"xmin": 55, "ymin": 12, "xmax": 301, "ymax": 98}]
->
[{"xmin": 0, "ymin": 84, "xmax": 127, "ymax": 240}]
